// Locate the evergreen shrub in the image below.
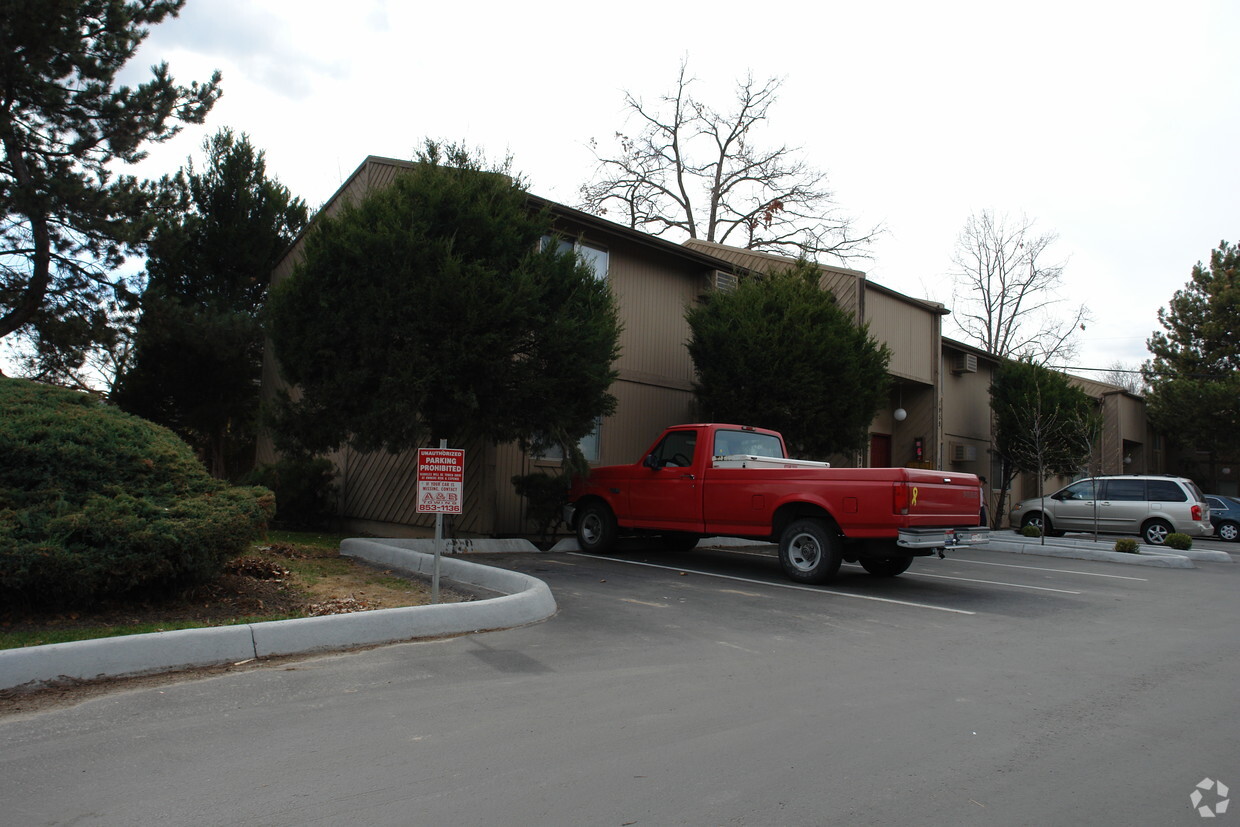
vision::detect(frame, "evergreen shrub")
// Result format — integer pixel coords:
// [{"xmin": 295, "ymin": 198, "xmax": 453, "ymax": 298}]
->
[
  {"xmin": 1164, "ymin": 533, "xmax": 1193, "ymax": 551},
  {"xmin": 245, "ymin": 454, "xmax": 336, "ymax": 529},
  {"xmin": 512, "ymin": 472, "xmax": 569, "ymax": 545},
  {"xmin": 1114, "ymin": 538, "xmax": 1139, "ymax": 554},
  {"xmin": 0, "ymin": 378, "xmax": 274, "ymax": 608}
]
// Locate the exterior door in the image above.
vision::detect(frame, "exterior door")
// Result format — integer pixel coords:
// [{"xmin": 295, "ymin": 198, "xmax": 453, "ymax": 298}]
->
[{"xmin": 870, "ymin": 434, "xmax": 891, "ymax": 468}]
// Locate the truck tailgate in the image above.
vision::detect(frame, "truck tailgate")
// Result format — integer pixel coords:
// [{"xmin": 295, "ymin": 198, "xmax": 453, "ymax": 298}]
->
[{"xmin": 897, "ymin": 469, "xmax": 982, "ymax": 524}]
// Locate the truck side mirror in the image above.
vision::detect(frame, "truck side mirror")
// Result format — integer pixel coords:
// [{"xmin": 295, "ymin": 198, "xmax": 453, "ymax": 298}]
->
[{"xmin": 643, "ymin": 453, "xmax": 659, "ymax": 470}]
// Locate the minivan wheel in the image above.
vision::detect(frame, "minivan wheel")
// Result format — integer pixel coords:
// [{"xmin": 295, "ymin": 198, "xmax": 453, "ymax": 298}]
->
[
  {"xmin": 1021, "ymin": 511, "xmax": 1064, "ymax": 537},
  {"xmin": 1142, "ymin": 519, "xmax": 1173, "ymax": 546},
  {"xmin": 1219, "ymin": 521, "xmax": 1240, "ymax": 542}
]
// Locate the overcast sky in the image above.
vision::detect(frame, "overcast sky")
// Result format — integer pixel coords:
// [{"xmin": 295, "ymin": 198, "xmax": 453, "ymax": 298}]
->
[{"xmin": 123, "ymin": 0, "xmax": 1240, "ymax": 377}]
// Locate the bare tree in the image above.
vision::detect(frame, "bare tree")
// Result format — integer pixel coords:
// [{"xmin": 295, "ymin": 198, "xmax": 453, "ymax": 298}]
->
[
  {"xmin": 1099, "ymin": 361, "xmax": 1147, "ymax": 395},
  {"xmin": 579, "ymin": 60, "xmax": 878, "ymax": 262},
  {"xmin": 950, "ymin": 209, "xmax": 1089, "ymax": 363}
]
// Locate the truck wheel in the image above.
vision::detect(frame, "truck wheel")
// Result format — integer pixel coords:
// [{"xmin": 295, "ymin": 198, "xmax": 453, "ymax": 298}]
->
[
  {"xmin": 778, "ymin": 518, "xmax": 843, "ymax": 584},
  {"xmin": 576, "ymin": 502, "xmax": 618, "ymax": 554},
  {"xmin": 859, "ymin": 555, "xmax": 914, "ymax": 577}
]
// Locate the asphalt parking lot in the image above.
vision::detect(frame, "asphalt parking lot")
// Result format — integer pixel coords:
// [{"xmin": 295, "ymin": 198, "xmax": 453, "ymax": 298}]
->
[{"xmin": 3, "ymin": 538, "xmax": 1237, "ymax": 825}]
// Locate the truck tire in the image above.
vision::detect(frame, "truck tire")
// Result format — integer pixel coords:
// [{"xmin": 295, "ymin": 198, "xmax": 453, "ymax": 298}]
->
[
  {"xmin": 576, "ymin": 501, "xmax": 618, "ymax": 554},
  {"xmin": 859, "ymin": 555, "xmax": 914, "ymax": 577},
  {"xmin": 778, "ymin": 518, "xmax": 843, "ymax": 584}
]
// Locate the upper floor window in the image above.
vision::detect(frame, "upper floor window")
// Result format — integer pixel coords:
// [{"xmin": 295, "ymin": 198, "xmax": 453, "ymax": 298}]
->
[{"xmin": 542, "ymin": 235, "xmax": 609, "ymax": 280}]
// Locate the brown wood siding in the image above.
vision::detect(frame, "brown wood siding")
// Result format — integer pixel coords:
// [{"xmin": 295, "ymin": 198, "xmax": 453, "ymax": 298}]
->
[
  {"xmin": 868, "ymin": 290, "xmax": 935, "ymax": 384},
  {"xmin": 331, "ymin": 436, "xmax": 495, "ymax": 537},
  {"xmin": 610, "ymin": 239, "xmax": 701, "ymax": 389},
  {"xmin": 490, "ymin": 378, "xmax": 697, "ymax": 536},
  {"xmin": 679, "ymin": 239, "xmax": 864, "ymax": 319}
]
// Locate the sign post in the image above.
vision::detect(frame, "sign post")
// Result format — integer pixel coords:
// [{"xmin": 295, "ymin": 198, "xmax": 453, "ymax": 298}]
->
[{"xmin": 416, "ymin": 442, "xmax": 465, "ymax": 603}]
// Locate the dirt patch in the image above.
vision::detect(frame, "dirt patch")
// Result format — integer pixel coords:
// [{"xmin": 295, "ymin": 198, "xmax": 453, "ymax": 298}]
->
[{"xmin": 0, "ymin": 539, "xmax": 477, "ymax": 715}]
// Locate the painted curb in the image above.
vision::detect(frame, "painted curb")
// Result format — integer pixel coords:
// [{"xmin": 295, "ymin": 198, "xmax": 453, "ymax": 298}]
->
[{"xmin": 0, "ymin": 539, "xmax": 556, "ymax": 693}]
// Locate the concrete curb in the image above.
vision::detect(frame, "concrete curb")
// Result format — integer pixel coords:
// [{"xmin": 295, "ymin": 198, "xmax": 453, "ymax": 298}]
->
[
  {"xmin": 986, "ymin": 531, "xmax": 1232, "ymax": 566},
  {"xmin": 984, "ymin": 537, "xmax": 1195, "ymax": 568},
  {"xmin": 0, "ymin": 539, "xmax": 556, "ymax": 693}
]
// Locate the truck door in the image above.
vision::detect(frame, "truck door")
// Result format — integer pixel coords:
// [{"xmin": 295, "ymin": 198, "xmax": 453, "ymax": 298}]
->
[{"xmin": 628, "ymin": 428, "xmax": 704, "ymax": 531}]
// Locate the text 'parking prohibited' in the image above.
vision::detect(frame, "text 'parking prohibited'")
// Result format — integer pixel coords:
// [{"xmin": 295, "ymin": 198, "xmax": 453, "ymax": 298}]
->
[{"xmin": 416, "ymin": 448, "xmax": 464, "ymax": 514}]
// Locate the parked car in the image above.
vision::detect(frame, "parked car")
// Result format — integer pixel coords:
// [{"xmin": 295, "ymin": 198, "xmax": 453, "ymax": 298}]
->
[
  {"xmin": 1205, "ymin": 494, "xmax": 1240, "ymax": 542},
  {"xmin": 1010, "ymin": 475, "xmax": 1212, "ymax": 545}
]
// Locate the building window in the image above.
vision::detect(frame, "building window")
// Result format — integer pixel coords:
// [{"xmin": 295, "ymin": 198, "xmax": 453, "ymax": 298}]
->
[
  {"xmin": 542, "ymin": 236, "xmax": 609, "ymax": 280},
  {"xmin": 535, "ymin": 419, "xmax": 602, "ymax": 463}
]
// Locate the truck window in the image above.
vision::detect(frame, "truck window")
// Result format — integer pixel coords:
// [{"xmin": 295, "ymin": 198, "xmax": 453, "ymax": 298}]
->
[
  {"xmin": 713, "ymin": 429, "xmax": 785, "ymax": 459},
  {"xmin": 651, "ymin": 430, "xmax": 698, "ymax": 468}
]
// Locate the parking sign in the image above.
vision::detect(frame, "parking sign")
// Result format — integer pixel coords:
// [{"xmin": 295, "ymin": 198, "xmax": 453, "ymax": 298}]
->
[{"xmin": 416, "ymin": 448, "xmax": 465, "ymax": 514}]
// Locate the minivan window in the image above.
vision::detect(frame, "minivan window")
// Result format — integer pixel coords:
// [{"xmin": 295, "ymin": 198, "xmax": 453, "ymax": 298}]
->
[
  {"xmin": 1059, "ymin": 480, "xmax": 1096, "ymax": 500},
  {"xmin": 1102, "ymin": 479, "xmax": 1146, "ymax": 501},
  {"xmin": 1147, "ymin": 480, "xmax": 1187, "ymax": 502}
]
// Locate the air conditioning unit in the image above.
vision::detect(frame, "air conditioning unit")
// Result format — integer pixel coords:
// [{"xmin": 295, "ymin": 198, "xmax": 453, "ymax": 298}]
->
[
  {"xmin": 710, "ymin": 270, "xmax": 739, "ymax": 292},
  {"xmin": 952, "ymin": 353, "xmax": 978, "ymax": 374},
  {"xmin": 950, "ymin": 443, "xmax": 978, "ymax": 463}
]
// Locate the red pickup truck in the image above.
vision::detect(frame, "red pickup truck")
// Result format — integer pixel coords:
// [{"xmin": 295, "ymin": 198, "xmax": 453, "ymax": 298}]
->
[{"xmin": 565, "ymin": 423, "xmax": 989, "ymax": 584}]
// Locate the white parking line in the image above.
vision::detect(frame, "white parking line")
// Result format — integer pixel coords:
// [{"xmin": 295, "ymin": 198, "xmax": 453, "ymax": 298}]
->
[
  {"xmin": 569, "ymin": 553, "xmax": 976, "ymax": 615},
  {"xmin": 880, "ymin": 569, "xmax": 1083, "ymax": 594},
  {"xmin": 714, "ymin": 545, "xmax": 1096, "ymax": 591},
  {"xmin": 949, "ymin": 557, "xmax": 1149, "ymax": 581}
]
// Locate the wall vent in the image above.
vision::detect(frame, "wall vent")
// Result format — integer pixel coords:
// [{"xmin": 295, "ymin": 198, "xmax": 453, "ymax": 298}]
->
[
  {"xmin": 950, "ymin": 443, "xmax": 978, "ymax": 463},
  {"xmin": 710, "ymin": 270, "xmax": 739, "ymax": 292},
  {"xmin": 952, "ymin": 353, "xmax": 979, "ymax": 374}
]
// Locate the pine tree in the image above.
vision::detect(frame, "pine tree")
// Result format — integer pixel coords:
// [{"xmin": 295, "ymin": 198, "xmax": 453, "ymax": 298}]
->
[
  {"xmin": 0, "ymin": 0, "xmax": 220, "ymax": 373},
  {"xmin": 686, "ymin": 260, "xmax": 891, "ymax": 458},
  {"xmin": 1143, "ymin": 240, "xmax": 1240, "ymax": 482},
  {"xmin": 266, "ymin": 141, "xmax": 621, "ymax": 460},
  {"xmin": 114, "ymin": 129, "xmax": 308, "ymax": 479}
]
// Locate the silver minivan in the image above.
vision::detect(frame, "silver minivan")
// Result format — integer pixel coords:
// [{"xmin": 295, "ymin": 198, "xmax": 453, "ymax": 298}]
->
[{"xmin": 1010, "ymin": 475, "xmax": 1213, "ymax": 545}]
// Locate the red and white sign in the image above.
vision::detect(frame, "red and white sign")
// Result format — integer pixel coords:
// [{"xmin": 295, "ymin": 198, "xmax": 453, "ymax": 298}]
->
[{"xmin": 416, "ymin": 448, "xmax": 465, "ymax": 514}]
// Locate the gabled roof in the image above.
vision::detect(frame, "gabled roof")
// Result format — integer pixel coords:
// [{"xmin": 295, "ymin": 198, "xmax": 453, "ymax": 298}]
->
[
  {"xmin": 684, "ymin": 239, "xmax": 949, "ymax": 316},
  {"xmin": 289, "ymin": 155, "xmax": 740, "ymax": 274}
]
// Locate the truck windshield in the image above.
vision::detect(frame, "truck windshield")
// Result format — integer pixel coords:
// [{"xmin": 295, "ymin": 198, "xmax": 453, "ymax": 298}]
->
[{"xmin": 713, "ymin": 429, "xmax": 785, "ymax": 459}]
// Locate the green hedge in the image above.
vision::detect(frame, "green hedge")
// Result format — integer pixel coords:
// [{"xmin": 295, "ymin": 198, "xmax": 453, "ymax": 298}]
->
[{"xmin": 0, "ymin": 378, "xmax": 275, "ymax": 607}]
